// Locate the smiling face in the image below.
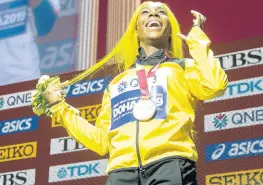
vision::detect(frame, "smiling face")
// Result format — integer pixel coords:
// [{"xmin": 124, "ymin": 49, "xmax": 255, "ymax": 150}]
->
[{"xmin": 136, "ymin": 2, "xmax": 171, "ymax": 46}]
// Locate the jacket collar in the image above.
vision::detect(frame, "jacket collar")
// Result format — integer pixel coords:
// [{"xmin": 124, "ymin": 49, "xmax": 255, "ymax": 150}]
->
[{"xmin": 136, "ymin": 47, "xmax": 167, "ymax": 66}]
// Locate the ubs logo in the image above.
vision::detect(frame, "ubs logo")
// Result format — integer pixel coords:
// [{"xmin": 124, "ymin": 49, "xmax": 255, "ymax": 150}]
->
[{"xmin": 0, "ymin": 169, "xmax": 35, "ymax": 185}]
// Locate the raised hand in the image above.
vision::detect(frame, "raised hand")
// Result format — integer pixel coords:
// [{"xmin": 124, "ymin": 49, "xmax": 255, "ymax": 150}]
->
[
  {"xmin": 191, "ymin": 10, "xmax": 206, "ymax": 28},
  {"xmin": 177, "ymin": 10, "xmax": 207, "ymax": 40},
  {"xmin": 43, "ymin": 78, "xmax": 68, "ymax": 105}
]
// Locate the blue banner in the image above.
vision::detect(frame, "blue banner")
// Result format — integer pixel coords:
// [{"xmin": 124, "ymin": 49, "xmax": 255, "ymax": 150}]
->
[
  {"xmin": 0, "ymin": 0, "xmax": 28, "ymax": 39},
  {"xmin": 205, "ymin": 137, "xmax": 263, "ymax": 162},
  {"xmin": 63, "ymin": 77, "xmax": 111, "ymax": 98},
  {"xmin": 0, "ymin": 116, "xmax": 38, "ymax": 136}
]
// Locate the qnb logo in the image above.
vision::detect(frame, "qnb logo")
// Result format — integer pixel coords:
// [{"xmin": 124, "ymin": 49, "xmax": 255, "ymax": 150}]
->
[
  {"xmin": 57, "ymin": 163, "xmax": 99, "ymax": 179},
  {"xmin": 0, "ymin": 116, "xmax": 38, "ymax": 136},
  {"xmin": 213, "ymin": 114, "xmax": 228, "ymax": 129},
  {"xmin": 118, "ymin": 81, "xmax": 128, "ymax": 92},
  {"xmin": 7, "ymin": 93, "xmax": 31, "ymax": 107},
  {"xmin": 113, "ymin": 100, "xmax": 137, "ymax": 118},
  {"xmin": 231, "ymin": 109, "xmax": 263, "ymax": 125},
  {"xmin": 211, "ymin": 144, "xmax": 226, "ymax": 160},
  {"xmin": 130, "ymin": 78, "xmax": 138, "ymax": 88},
  {"xmin": 0, "ymin": 97, "xmax": 4, "ymax": 109},
  {"xmin": 205, "ymin": 106, "xmax": 263, "ymax": 132}
]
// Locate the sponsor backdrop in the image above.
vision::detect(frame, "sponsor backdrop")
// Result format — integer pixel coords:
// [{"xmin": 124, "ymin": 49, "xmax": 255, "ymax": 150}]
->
[
  {"xmin": 0, "ymin": 70, "xmax": 111, "ymax": 185},
  {"xmin": 37, "ymin": 0, "xmax": 79, "ymax": 76},
  {"xmin": 1, "ymin": 0, "xmax": 263, "ymax": 185}
]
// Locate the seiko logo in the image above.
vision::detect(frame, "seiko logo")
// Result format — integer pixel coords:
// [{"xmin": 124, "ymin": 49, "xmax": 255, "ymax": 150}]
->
[
  {"xmin": 52, "ymin": 104, "xmax": 101, "ymax": 127},
  {"xmin": 206, "ymin": 169, "xmax": 263, "ymax": 185},
  {"xmin": 0, "ymin": 142, "xmax": 37, "ymax": 163}
]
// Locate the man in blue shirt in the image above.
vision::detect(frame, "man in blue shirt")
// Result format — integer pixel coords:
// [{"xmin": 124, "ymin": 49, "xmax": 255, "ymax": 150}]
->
[{"xmin": 0, "ymin": 0, "xmax": 59, "ymax": 86}]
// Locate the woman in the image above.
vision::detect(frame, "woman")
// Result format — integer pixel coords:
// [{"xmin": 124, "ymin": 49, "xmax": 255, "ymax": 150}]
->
[{"xmin": 35, "ymin": 1, "xmax": 228, "ymax": 185}]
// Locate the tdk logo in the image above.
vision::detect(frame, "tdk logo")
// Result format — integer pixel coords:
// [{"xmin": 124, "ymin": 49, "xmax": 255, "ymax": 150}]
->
[
  {"xmin": 57, "ymin": 163, "xmax": 99, "ymax": 179},
  {"xmin": 48, "ymin": 159, "xmax": 107, "ymax": 182},
  {"xmin": 66, "ymin": 78, "xmax": 110, "ymax": 97},
  {"xmin": 0, "ymin": 116, "xmax": 38, "ymax": 136},
  {"xmin": 206, "ymin": 77, "xmax": 263, "ymax": 102},
  {"xmin": 206, "ymin": 137, "xmax": 263, "ymax": 162},
  {"xmin": 228, "ymin": 79, "xmax": 262, "ymax": 95}
]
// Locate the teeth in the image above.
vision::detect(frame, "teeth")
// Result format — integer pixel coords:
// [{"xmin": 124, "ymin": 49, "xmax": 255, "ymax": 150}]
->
[{"xmin": 147, "ymin": 21, "xmax": 161, "ymax": 27}]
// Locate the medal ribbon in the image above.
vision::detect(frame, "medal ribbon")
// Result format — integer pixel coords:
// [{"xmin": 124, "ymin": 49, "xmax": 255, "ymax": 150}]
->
[{"xmin": 136, "ymin": 53, "xmax": 169, "ymax": 99}]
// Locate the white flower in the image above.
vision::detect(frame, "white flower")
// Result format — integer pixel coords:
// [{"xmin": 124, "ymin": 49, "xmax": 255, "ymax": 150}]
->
[{"xmin": 38, "ymin": 75, "xmax": 50, "ymax": 84}]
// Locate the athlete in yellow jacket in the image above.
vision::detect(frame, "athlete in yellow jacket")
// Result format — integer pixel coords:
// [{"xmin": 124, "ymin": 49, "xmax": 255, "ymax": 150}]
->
[{"xmin": 37, "ymin": 2, "xmax": 228, "ymax": 185}]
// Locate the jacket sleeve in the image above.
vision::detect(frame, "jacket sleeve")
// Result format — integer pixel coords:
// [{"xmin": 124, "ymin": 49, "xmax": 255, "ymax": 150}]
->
[
  {"xmin": 50, "ymin": 89, "xmax": 111, "ymax": 156},
  {"xmin": 184, "ymin": 26, "xmax": 228, "ymax": 100}
]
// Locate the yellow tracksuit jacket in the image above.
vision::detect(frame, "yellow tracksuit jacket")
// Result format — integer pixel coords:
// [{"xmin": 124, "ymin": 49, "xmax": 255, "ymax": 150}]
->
[{"xmin": 50, "ymin": 26, "xmax": 228, "ymax": 173}]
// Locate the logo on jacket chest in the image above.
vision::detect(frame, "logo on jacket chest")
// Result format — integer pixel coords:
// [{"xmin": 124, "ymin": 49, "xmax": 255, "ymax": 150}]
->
[{"xmin": 110, "ymin": 69, "xmax": 169, "ymax": 130}]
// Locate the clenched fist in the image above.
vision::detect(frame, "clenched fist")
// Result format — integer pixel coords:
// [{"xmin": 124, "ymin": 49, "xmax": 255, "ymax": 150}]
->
[{"xmin": 42, "ymin": 78, "xmax": 68, "ymax": 105}]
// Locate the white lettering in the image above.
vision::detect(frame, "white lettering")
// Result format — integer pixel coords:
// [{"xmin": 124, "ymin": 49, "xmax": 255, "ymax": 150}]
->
[
  {"xmin": 72, "ymin": 79, "xmax": 105, "ymax": 95},
  {"xmin": 113, "ymin": 100, "xmax": 137, "ymax": 118},
  {"xmin": 228, "ymin": 140, "xmax": 263, "ymax": 157},
  {"xmin": 2, "ymin": 118, "xmax": 32, "ymax": 133}
]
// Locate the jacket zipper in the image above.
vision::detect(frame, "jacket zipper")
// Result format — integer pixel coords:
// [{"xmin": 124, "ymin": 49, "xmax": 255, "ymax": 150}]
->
[
  {"xmin": 135, "ymin": 56, "xmax": 168, "ymax": 178},
  {"xmin": 136, "ymin": 120, "xmax": 145, "ymax": 177}
]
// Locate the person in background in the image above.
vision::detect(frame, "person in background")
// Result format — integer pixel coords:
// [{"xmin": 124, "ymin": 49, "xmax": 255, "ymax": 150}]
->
[
  {"xmin": 34, "ymin": 1, "xmax": 228, "ymax": 185},
  {"xmin": 0, "ymin": 0, "xmax": 59, "ymax": 86}
]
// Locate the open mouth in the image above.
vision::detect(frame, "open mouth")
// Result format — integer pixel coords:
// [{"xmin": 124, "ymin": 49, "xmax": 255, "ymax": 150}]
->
[{"xmin": 146, "ymin": 20, "xmax": 162, "ymax": 28}]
